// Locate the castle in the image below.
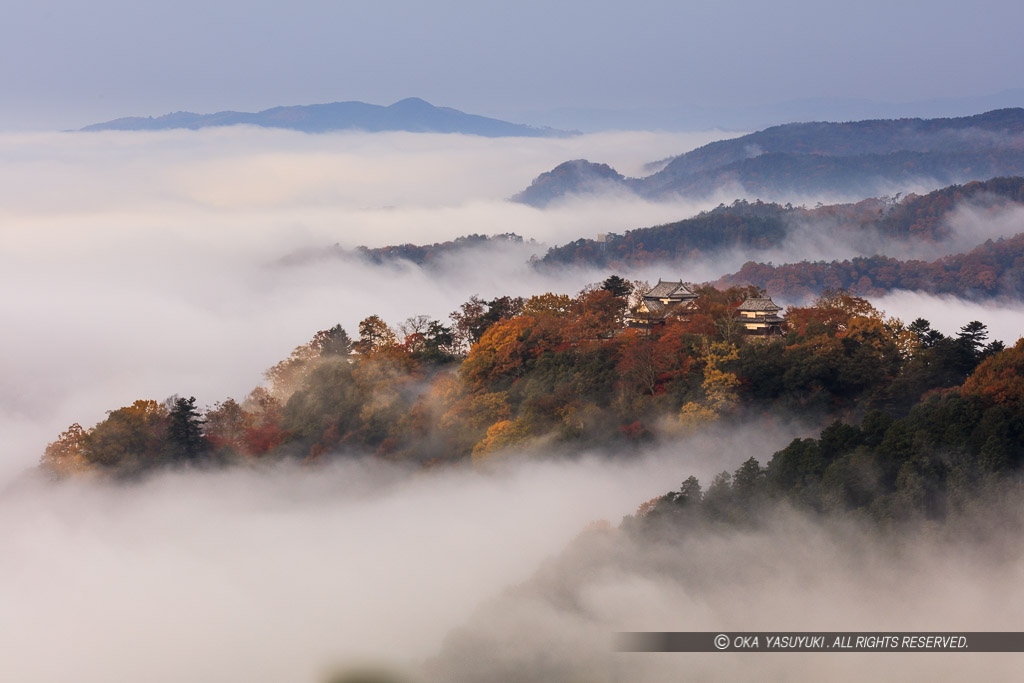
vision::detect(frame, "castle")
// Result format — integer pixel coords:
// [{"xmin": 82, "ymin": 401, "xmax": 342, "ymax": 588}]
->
[
  {"xmin": 735, "ymin": 297, "xmax": 785, "ymax": 336},
  {"xmin": 624, "ymin": 280, "xmax": 698, "ymax": 327},
  {"xmin": 625, "ymin": 279, "xmax": 785, "ymax": 337}
]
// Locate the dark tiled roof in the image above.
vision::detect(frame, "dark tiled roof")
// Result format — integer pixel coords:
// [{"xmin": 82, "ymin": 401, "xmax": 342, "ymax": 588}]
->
[
  {"xmin": 644, "ymin": 300, "xmax": 667, "ymax": 314},
  {"xmin": 645, "ymin": 279, "xmax": 697, "ymax": 300},
  {"xmin": 645, "ymin": 280, "xmax": 680, "ymax": 298},
  {"xmin": 629, "ymin": 297, "xmax": 697, "ymax": 322},
  {"xmin": 738, "ymin": 296, "xmax": 782, "ymax": 312}
]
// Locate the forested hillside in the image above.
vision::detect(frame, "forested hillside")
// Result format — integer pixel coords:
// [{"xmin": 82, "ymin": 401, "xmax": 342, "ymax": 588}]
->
[
  {"xmin": 635, "ymin": 336, "xmax": 1024, "ymax": 528},
  {"xmin": 428, "ymin": 339, "xmax": 1024, "ymax": 680},
  {"xmin": 41, "ymin": 280, "xmax": 1007, "ymax": 480},
  {"xmin": 540, "ymin": 177, "xmax": 1024, "ymax": 271},
  {"xmin": 717, "ymin": 232, "xmax": 1024, "ymax": 301},
  {"xmin": 326, "ymin": 233, "xmax": 533, "ymax": 268}
]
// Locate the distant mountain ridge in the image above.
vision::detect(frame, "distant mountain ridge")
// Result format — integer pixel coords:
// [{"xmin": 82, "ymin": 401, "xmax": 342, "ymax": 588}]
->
[
  {"xmin": 513, "ymin": 109, "xmax": 1024, "ymax": 205},
  {"xmin": 81, "ymin": 97, "xmax": 575, "ymax": 137}
]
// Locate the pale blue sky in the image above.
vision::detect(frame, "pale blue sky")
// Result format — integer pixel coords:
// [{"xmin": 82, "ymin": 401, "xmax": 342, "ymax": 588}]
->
[{"xmin": 2, "ymin": 0, "xmax": 1022, "ymax": 130}]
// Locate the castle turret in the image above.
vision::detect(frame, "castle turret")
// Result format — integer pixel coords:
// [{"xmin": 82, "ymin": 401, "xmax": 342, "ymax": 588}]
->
[{"xmin": 736, "ymin": 296, "xmax": 785, "ymax": 336}]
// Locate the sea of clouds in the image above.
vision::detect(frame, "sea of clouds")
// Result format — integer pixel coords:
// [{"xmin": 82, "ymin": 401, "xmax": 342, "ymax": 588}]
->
[
  {"xmin": 0, "ymin": 127, "xmax": 738, "ymax": 480},
  {"xmin": 2, "ymin": 126, "xmax": 1023, "ymax": 682}
]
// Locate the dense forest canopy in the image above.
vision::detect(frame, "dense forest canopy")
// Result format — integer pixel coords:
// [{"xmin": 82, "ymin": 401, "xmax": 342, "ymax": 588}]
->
[
  {"xmin": 42, "ymin": 277, "xmax": 1013, "ymax": 504},
  {"xmin": 717, "ymin": 232, "xmax": 1024, "ymax": 301},
  {"xmin": 632, "ymin": 335, "xmax": 1024, "ymax": 531}
]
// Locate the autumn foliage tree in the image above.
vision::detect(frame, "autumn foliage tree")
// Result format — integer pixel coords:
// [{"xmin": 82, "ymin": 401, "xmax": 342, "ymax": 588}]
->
[
  {"xmin": 39, "ymin": 278, "xmax": 1018, "ymax": 476},
  {"xmin": 81, "ymin": 400, "xmax": 169, "ymax": 470},
  {"xmin": 40, "ymin": 423, "xmax": 88, "ymax": 476}
]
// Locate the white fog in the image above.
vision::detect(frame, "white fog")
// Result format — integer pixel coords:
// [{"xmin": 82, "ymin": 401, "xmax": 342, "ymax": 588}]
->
[{"xmin": 2, "ymin": 126, "xmax": 1023, "ymax": 683}]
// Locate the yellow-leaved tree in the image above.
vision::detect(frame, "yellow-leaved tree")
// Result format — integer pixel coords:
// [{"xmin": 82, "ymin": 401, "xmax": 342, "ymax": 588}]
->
[
  {"xmin": 40, "ymin": 423, "xmax": 90, "ymax": 476},
  {"xmin": 471, "ymin": 418, "xmax": 532, "ymax": 463},
  {"xmin": 677, "ymin": 341, "xmax": 740, "ymax": 434}
]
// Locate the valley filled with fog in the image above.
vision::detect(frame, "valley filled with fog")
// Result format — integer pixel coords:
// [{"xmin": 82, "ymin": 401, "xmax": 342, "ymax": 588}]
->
[
  {"xmin": 0, "ymin": 128, "xmax": 751, "ymax": 479},
  {"xmin": 6, "ymin": 127, "xmax": 1022, "ymax": 481},
  {"xmin": 3, "ymin": 127, "xmax": 1024, "ymax": 682}
]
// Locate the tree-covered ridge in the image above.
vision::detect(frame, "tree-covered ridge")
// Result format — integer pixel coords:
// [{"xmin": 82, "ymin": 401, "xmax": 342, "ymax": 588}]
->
[
  {"xmin": 875, "ymin": 175, "xmax": 1024, "ymax": 239},
  {"xmin": 280, "ymin": 233, "xmax": 536, "ymax": 269},
  {"xmin": 540, "ymin": 201, "xmax": 793, "ymax": 267},
  {"xmin": 277, "ymin": 178, "xmax": 1024, "ymax": 279},
  {"xmin": 539, "ymin": 177, "xmax": 1024, "ymax": 269},
  {"xmin": 652, "ymin": 108, "xmax": 1024, "ymax": 183},
  {"xmin": 350, "ymin": 233, "xmax": 534, "ymax": 267},
  {"xmin": 41, "ymin": 278, "xmax": 1009, "ymax": 479},
  {"xmin": 513, "ymin": 109, "xmax": 1024, "ymax": 205},
  {"xmin": 509, "ymin": 160, "xmax": 627, "ymax": 207},
  {"xmin": 717, "ymin": 232, "xmax": 1024, "ymax": 301},
  {"xmin": 643, "ymin": 149, "xmax": 1024, "ymax": 200},
  {"xmin": 634, "ymin": 337, "xmax": 1024, "ymax": 530}
]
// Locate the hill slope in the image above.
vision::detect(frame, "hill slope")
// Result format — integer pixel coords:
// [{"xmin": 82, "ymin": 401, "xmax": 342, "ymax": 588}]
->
[
  {"xmin": 514, "ymin": 109, "xmax": 1024, "ymax": 205},
  {"xmin": 716, "ymin": 232, "xmax": 1024, "ymax": 302},
  {"xmin": 538, "ymin": 176, "xmax": 1024, "ymax": 268}
]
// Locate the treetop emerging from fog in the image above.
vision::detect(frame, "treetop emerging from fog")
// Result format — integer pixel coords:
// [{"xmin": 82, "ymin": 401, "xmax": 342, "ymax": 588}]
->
[{"xmin": 41, "ymin": 281, "xmax": 1014, "ymax": 488}]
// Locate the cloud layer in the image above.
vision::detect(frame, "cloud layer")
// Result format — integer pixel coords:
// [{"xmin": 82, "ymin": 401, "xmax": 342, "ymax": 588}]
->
[
  {"xmin": 428, "ymin": 497, "xmax": 1024, "ymax": 682},
  {"xmin": 4, "ymin": 127, "xmax": 1024, "ymax": 481},
  {"xmin": 0, "ymin": 425, "xmax": 803, "ymax": 683},
  {"xmin": 0, "ymin": 128, "xmax": 735, "ymax": 479},
  {"xmin": 3, "ymin": 127, "xmax": 1023, "ymax": 682}
]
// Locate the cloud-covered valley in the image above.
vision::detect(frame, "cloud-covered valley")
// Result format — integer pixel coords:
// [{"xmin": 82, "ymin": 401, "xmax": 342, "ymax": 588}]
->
[
  {"xmin": 4, "ymin": 127, "xmax": 1023, "ymax": 479},
  {"xmin": 2, "ymin": 126, "xmax": 1024, "ymax": 683},
  {"xmin": 0, "ymin": 127, "xmax": 736, "ymax": 479}
]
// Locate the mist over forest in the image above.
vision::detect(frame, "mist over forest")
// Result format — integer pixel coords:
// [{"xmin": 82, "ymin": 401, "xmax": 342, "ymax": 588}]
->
[
  {"xmin": 0, "ymin": 128, "xmax": 737, "ymax": 478},
  {"xmin": 3, "ymin": 122, "xmax": 1024, "ymax": 683}
]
